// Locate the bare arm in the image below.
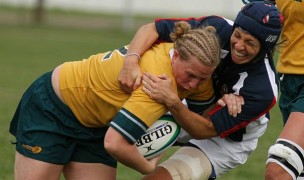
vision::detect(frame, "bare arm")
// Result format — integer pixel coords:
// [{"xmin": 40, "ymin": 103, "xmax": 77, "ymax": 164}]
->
[
  {"xmin": 142, "ymin": 73, "xmax": 244, "ymax": 139},
  {"xmin": 166, "ymin": 97, "xmax": 218, "ymax": 139},
  {"xmin": 142, "ymin": 73, "xmax": 217, "ymax": 139},
  {"xmin": 104, "ymin": 127, "xmax": 162, "ymax": 174},
  {"xmin": 118, "ymin": 23, "xmax": 159, "ymax": 93}
]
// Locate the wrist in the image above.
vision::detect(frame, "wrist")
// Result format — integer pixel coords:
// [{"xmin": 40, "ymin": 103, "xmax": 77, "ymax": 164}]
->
[
  {"xmin": 139, "ymin": 161, "xmax": 154, "ymax": 175},
  {"xmin": 165, "ymin": 94, "xmax": 180, "ymax": 109},
  {"xmin": 125, "ymin": 53, "xmax": 141, "ymax": 61}
]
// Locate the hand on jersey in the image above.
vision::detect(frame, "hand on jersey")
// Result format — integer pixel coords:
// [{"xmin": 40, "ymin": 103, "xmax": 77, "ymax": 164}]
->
[
  {"xmin": 142, "ymin": 72, "xmax": 178, "ymax": 106},
  {"xmin": 118, "ymin": 56, "xmax": 142, "ymax": 93},
  {"xmin": 217, "ymin": 94, "xmax": 244, "ymax": 117}
]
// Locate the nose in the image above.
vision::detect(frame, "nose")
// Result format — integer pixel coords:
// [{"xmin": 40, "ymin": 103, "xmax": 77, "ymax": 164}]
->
[
  {"xmin": 189, "ymin": 79, "xmax": 200, "ymax": 89},
  {"xmin": 235, "ymin": 40, "xmax": 245, "ymax": 50}
]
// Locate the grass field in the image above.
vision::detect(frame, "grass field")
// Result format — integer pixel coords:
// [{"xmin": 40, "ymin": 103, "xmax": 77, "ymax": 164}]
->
[{"xmin": 0, "ymin": 6, "xmax": 284, "ymax": 180}]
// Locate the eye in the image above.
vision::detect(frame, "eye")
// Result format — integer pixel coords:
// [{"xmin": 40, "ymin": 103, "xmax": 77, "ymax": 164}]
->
[
  {"xmin": 187, "ymin": 72, "xmax": 196, "ymax": 78},
  {"xmin": 246, "ymin": 40, "xmax": 257, "ymax": 47},
  {"xmin": 233, "ymin": 31, "xmax": 241, "ymax": 38},
  {"xmin": 199, "ymin": 78, "xmax": 207, "ymax": 83}
]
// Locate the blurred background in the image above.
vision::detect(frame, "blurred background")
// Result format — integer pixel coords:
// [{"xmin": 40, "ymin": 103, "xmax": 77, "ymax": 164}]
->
[
  {"xmin": 0, "ymin": 0, "xmax": 244, "ymax": 31},
  {"xmin": 0, "ymin": 0, "xmax": 282, "ymax": 179}
]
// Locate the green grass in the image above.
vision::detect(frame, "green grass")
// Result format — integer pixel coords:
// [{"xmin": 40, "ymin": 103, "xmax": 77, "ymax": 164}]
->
[
  {"xmin": 0, "ymin": 23, "xmax": 137, "ymax": 180},
  {"xmin": 0, "ymin": 7, "xmax": 284, "ymax": 180}
]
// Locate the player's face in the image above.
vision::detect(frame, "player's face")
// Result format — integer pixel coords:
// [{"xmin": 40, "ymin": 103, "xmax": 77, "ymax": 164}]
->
[
  {"xmin": 171, "ymin": 50, "xmax": 215, "ymax": 91},
  {"xmin": 230, "ymin": 27, "xmax": 261, "ymax": 64}
]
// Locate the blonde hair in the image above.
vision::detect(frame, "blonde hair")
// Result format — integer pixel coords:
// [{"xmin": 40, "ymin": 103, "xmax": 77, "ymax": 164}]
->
[{"xmin": 170, "ymin": 21, "xmax": 221, "ymax": 67}]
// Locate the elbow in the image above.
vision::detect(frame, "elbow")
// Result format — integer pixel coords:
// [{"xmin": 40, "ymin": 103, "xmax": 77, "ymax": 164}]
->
[
  {"xmin": 142, "ymin": 23, "xmax": 159, "ymax": 40},
  {"xmin": 104, "ymin": 134, "xmax": 119, "ymax": 156},
  {"xmin": 104, "ymin": 138, "xmax": 113, "ymax": 154},
  {"xmin": 189, "ymin": 132, "xmax": 210, "ymax": 139},
  {"xmin": 142, "ymin": 22, "xmax": 156, "ymax": 31},
  {"xmin": 187, "ymin": 122, "xmax": 217, "ymax": 139},
  {"xmin": 190, "ymin": 133, "xmax": 204, "ymax": 139},
  {"xmin": 190, "ymin": 131, "xmax": 217, "ymax": 140}
]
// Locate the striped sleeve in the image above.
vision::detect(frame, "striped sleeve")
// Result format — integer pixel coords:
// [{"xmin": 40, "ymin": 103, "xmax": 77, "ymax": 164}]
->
[{"xmin": 110, "ymin": 108, "xmax": 148, "ymax": 143}]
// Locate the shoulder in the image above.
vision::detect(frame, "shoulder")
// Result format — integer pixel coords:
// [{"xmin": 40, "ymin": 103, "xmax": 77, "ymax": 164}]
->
[
  {"xmin": 241, "ymin": 60, "xmax": 278, "ymax": 98},
  {"xmin": 202, "ymin": 16, "xmax": 233, "ymax": 50},
  {"xmin": 140, "ymin": 43, "xmax": 174, "ymax": 74}
]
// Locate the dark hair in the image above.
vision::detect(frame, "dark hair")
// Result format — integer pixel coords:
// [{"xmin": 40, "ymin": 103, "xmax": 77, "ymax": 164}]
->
[{"xmin": 233, "ymin": 2, "xmax": 282, "ymax": 61}]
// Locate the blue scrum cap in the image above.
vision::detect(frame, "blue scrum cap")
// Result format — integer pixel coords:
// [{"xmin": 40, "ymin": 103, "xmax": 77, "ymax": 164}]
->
[{"xmin": 234, "ymin": 2, "xmax": 282, "ymax": 58}]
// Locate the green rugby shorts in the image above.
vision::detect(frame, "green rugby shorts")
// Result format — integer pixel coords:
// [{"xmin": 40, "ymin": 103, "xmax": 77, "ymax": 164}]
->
[
  {"xmin": 279, "ymin": 73, "xmax": 304, "ymax": 124},
  {"xmin": 9, "ymin": 71, "xmax": 117, "ymax": 167}
]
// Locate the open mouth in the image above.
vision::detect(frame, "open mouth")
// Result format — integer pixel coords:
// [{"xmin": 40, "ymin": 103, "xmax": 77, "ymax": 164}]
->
[{"xmin": 233, "ymin": 49, "xmax": 247, "ymax": 57}]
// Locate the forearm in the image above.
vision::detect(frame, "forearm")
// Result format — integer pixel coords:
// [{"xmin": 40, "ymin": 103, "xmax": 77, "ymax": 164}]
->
[
  {"xmin": 127, "ymin": 23, "xmax": 159, "ymax": 56},
  {"xmin": 109, "ymin": 143, "xmax": 154, "ymax": 174},
  {"xmin": 104, "ymin": 127, "xmax": 155, "ymax": 174},
  {"xmin": 166, "ymin": 97, "xmax": 217, "ymax": 139},
  {"xmin": 119, "ymin": 23, "xmax": 159, "ymax": 92},
  {"xmin": 141, "ymin": 73, "xmax": 217, "ymax": 139}
]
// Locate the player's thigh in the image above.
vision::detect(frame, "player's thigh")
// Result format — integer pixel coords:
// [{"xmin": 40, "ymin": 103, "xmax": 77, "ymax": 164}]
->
[
  {"xmin": 63, "ymin": 161, "xmax": 116, "ymax": 180},
  {"xmin": 15, "ymin": 151, "xmax": 64, "ymax": 180},
  {"xmin": 279, "ymin": 112, "xmax": 304, "ymax": 148}
]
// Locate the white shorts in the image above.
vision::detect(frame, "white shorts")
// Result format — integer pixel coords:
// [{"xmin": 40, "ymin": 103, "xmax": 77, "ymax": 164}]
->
[
  {"xmin": 190, "ymin": 120, "xmax": 268, "ymax": 178},
  {"xmin": 163, "ymin": 119, "xmax": 268, "ymax": 178}
]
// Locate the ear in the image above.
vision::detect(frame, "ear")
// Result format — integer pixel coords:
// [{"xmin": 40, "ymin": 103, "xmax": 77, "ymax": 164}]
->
[{"xmin": 172, "ymin": 49, "xmax": 180, "ymax": 63}]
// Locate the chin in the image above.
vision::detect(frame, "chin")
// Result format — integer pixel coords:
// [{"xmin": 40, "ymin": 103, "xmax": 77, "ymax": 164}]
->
[{"xmin": 232, "ymin": 56, "xmax": 249, "ymax": 64}]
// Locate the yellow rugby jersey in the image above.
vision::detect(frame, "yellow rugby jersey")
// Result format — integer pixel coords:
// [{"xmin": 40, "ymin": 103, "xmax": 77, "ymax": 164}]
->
[
  {"xmin": 59, "ymin": 43, "xmax": 214, "ymax": 143},
  {"xmin": 276, "ymin": 0, "xmax": 304, "ymax": 74}
]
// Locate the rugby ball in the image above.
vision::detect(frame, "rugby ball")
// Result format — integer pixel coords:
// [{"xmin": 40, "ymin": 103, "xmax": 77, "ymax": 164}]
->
[{"xmin": 136, "ymin": 115, "xmax": 180, "ymax": 159}]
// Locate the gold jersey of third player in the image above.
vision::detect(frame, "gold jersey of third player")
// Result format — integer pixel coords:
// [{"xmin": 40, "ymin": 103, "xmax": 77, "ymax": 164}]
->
[
  {"xmin": 276, "ymin": 0, "xmax": 304, "ymax": 74},
  {"xmin": 58, "ymin": 43, "xmax": 214, "ymax": 128}
]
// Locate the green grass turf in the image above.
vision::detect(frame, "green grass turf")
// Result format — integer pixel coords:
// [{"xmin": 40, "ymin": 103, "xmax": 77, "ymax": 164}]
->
[
  {"xmin": 0, "ymin": 23, "xmax": 137, "ymax": 180},
  {"xmin": 0, "ymin": 7, "xmax": 284, "ymax": 180}
]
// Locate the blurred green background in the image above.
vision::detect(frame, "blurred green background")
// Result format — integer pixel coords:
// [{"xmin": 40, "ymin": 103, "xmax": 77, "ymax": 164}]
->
[{"xmin": 0, "ymin": 5, "xmax": 283, "ymax": 180}]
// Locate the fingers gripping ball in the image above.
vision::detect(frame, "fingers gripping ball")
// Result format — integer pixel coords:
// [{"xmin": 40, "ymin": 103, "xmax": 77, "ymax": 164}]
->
[{"xmin": 136, "ymin": 115, "xmax": 181, "ymax": 159}]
